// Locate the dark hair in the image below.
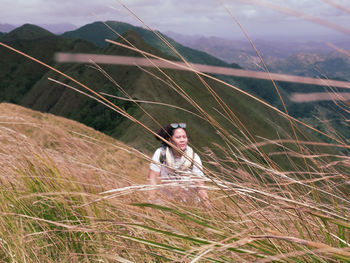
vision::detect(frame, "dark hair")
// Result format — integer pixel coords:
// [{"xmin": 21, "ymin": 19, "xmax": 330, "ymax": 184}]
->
[{"xmin": 156, "ymin": 124, "xmax": 187, "ymax": 146}]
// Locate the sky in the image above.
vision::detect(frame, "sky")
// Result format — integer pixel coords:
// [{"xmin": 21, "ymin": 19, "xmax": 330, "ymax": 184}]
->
[{"xmin": 1, "ymin": 0, "xmax": 350, "ymax": 39}]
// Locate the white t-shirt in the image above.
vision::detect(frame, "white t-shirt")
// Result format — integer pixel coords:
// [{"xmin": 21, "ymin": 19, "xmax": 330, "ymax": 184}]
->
[{"xmin": 150, "ymin": 147, "xmax": 205, "ymax": 184}]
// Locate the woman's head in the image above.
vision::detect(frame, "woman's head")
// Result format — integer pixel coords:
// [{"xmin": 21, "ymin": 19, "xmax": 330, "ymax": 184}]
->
[{"xmin": 156, "ymin": 123, "xmax": 188, "ymax": 151}]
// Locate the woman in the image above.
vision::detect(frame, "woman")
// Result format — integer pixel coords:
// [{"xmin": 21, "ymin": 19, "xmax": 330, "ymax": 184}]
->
[{"xmin": 148, "ymin": 123, "xmax": 209, "ymax": 206}]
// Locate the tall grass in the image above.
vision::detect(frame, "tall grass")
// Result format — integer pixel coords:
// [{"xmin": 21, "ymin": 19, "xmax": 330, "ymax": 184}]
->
[
  {"xmin": 0, "ymin": 112, "xmax": 348, "ymax": 262},
  {"xmin": 0, "ymin": 2, "xmax": 350, "ymax": 262}
]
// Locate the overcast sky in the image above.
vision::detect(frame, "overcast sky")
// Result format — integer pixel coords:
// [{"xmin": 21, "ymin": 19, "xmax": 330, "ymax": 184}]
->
[{"xmin": 1, "ymin": 0, "xmax": 350, "ymax": 39}]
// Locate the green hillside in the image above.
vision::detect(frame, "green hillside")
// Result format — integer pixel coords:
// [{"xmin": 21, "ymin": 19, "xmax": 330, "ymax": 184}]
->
[
  {"xmin": 0, "ymin": 25, "xmax": 97, "ymax": 106},
  {"xmin": 62, "ymin": 21, "xmax": 241, "ymax": 67},
  {"xmin": 0, "ymin": 27, "xmax": 277, "ymax": 133},
  {"xmin": 1, "ymin": 23, "xmax": 341, "ymax": 172}
]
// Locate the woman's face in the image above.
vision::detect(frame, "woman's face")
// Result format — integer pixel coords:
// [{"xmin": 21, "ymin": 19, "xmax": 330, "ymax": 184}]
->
[{"xmin": 170, "ymin": 128, "xmax": 188, "ymax": 151}]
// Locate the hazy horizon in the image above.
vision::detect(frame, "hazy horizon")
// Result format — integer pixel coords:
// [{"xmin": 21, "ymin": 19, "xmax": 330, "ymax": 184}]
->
[
  {"xmin": 1, "ymin": 20, "xmax": 349, "ymax": 44},
  {"xmin": 1, "ymin": 0, "xmax": 349, "ymax": 40}
]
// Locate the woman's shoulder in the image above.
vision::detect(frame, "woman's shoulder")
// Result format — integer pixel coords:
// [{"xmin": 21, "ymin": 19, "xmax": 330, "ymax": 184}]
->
[
  {"xmin": 188, "ymin": 146, "xmax": 200, "ymax": 159},
  {"xmin": 152, "ymin": 146, "xmax": 165, "ymax": 158},
  {"xmin": 154, "ymin": 146, "xmax": 166, "ymax": 153},
  {"xmin": 193, "ymin": 152, "xmax": 202, "ymax": 162}
]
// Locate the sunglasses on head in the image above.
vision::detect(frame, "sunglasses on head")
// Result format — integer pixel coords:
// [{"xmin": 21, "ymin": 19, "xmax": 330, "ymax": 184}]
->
[{"xmin": 170, "ymin": 123, "xmax": 186, "ymax": 129}]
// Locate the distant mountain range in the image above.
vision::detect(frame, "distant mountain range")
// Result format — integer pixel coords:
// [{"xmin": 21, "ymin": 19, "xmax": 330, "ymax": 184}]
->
[
  {"xmin": 0, "ymin": 23, "xmax": 16, "ymax": 32},
  {"xmin": 266, "ymin": 52, "xmax": 350, "ymax": 80},
  {"xmin": 166, "ymin": 31, "xmax": 350, "ymax": 81},
  {"xmin": 0, "ymin": 21, "xmax": 349, "ymax": 151},
  {"xmin": 0, "ymin": 23, "xmax": 76, "ymax": 34},
  {"xmin": 2, "ymin": 21, "xmax": 349, "ymax": 80}
]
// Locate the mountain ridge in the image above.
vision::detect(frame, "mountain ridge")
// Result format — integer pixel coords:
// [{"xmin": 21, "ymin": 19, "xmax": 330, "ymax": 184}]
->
[
  {"xmin": 1, "ymin": 24, "xmax": 55, "ymax": 42},
  {"xmin": 61, "ymin": 21, "xmax": 242, "ymax": 68}
]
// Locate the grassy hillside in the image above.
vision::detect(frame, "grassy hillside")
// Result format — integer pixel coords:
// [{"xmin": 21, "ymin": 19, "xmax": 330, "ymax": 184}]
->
[
  {"xmin": 0, "ymin": 101, "xmax": 349, "ymax": 262},
  {"xmin": 0, "ymin": 103, "xmax": 148, "ymax": 186},
  {"xmin": 0, "ymin": 102, "xmax": 149, "ymax": 261}
]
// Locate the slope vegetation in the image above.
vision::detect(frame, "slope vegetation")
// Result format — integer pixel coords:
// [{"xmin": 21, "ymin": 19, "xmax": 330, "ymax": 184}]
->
[{"xmin": 0, "ymin": 102, "xmax": 148, "ymax": 187}]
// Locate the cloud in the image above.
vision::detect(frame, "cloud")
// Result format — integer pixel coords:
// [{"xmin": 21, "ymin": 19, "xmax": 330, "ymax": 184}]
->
[
  {"xmin": 1, "ymin": 0, "xmax": 349, "ymax": 37},
  {"xmin": 2, "ymin": 0, "xmax": 116, "ymax": 25}
]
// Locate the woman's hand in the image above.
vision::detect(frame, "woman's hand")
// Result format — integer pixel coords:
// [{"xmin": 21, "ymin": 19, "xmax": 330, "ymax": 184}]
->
[{"xmin": 198, "ymin": 188, "xmax": 211, "ymax": 208}]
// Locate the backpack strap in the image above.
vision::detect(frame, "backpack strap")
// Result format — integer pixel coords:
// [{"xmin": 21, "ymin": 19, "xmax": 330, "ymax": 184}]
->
[
  {"xmin": 159, "ymin": 146, "xmax": 166, "ymax": 165},
  {"xmin": 187, "ymin": 146, "xmax": 195, "ymax": 170}
]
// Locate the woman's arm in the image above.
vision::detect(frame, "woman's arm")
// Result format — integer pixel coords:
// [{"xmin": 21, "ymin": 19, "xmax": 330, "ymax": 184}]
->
[
  {"xmin": 148, "ymin": 148, "xmax": 162, "ymax": 201},
  {"xmin": 148, "ymin": 169, "xmax": 160, "ymax": 201},
  {"xmin": 196, "ymin": 180, "xmax": 210, "ymax": 207},
  {"xmin": 192, "ymin": 153, "xmax": 211, "ymax": 207}
]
